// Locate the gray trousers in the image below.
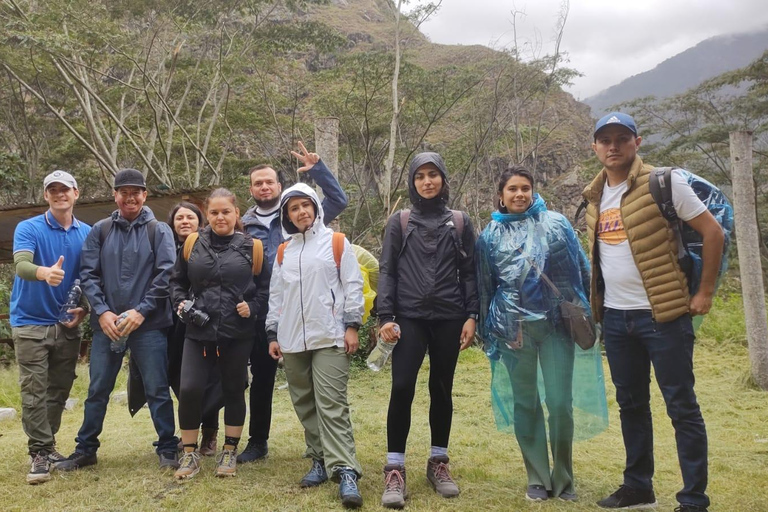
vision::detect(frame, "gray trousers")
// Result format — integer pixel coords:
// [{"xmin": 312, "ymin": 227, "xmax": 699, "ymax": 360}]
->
[
  {"xmin": 283, "ymin": 346, "xmax": 363, "ymax": 478},
  {"xmin": 13, "ymin": 324, "xmax": 81, "ymax": 455}
]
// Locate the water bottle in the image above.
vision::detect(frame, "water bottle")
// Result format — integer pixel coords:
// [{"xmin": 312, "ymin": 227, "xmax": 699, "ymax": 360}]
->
[
  {"xmin": 58, "ymin": 279, "xmax": 82, "ymax": 323},
  {"xmin": 367, "ymin": 324, "xmax": 400, "ymax": 371},
  {"xmin": 111, "ymin": 313, "xmax": 129, "ymax": 353}
]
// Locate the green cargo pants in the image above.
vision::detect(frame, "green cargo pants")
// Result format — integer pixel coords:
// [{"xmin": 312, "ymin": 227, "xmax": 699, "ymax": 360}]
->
[
  {"xmin": 282, "ymin": 346, "xmax": 363, "ymax": 479},
  {"xmin": 13, "ymin": 324, "xmax": 81, "ymax": 455}
]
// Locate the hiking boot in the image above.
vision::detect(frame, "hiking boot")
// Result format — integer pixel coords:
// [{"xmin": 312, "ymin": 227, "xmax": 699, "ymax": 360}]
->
[
  {"xmin": 299, "ymin": 458, "xmax": 328, "ymax": 488},
  {"xmin": 426, "ymin": 456, "xmax": 460, "ymax": 498},
  {"xmin": 27, "ymin": 453, "xmax": 52, "ymax": 485},
  {"xmin": 214, "ymin": 448, "xmax": 237, "ymax": 477},
  {"xmin": 174, "ymin": 451, "xmax": 202, "ymax": 480},
  {"xmin": 199, "ymin": 428, "xmax": 218, "ymax": 457},
  {"xmin": 237, "ymin": 439, "xmax": 268, "ymax": 463},
  {"xmin": 381, "ymin": 464, "xmax": 406, "ymax": 509},
  {"xmin": 526, "ymin": 484, "xmax": 548, "ymax": 501},
  {"xmin": 56, "ymin": 451, "xmax": 97, "ymax": 472},
  {"xmin": 337, "ymin": 467, "xmax": 363, "ymax": 509},
  {"xmin": 597, "ymin": 485, "xmax": 657, "ymax": 509},
  {"xmin": 159, "ymin": 451, "xmax": 179, "ymax": 469},
  {"xmin": 674, "ymin": 506, "xmax": 708, "ymax": 512}
]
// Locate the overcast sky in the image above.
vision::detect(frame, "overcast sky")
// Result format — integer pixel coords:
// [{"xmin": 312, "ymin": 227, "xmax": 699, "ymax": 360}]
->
[{"xmin": 416, "ymin": 0, "xmax": 768, "ymax": 99}]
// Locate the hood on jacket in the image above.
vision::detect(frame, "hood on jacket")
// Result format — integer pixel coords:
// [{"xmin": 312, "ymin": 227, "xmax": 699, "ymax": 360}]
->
[
  {"xmin": 112, "ymin": 205, "xmax": 156, "ymax": 227},
  {"xmin": 279, "ymin": 183, "xmax": 324, "ymax": 237},
  {"xmin": 408, "ymin": 152, "xmax": 450, "ymax": 210}
]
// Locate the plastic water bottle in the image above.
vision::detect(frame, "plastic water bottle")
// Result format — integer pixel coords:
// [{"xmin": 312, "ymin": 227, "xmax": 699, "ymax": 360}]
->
[
  {"xmin": 111, "ymin": 313, "xmax": 129, "ymax": 353},
  {"xmin": 367, "ymin": 324, "xmax": 400, "ymax": 371},
  {"xmin": 58, "ymin": 279, "xmax": 82, "ymax": 323}
]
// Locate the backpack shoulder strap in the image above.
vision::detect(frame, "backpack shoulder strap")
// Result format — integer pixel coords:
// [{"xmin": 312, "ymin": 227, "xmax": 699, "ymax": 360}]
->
[
  {"xmin": 649, "ymin": 167, "xmax": 678, "ymax": 221},
  {"xmin": 277, "ymin": 241, "xmax": 289, "ymax": 266},
  {"xmin": 183, "ymin": 232, "xmax": 199, "ymax": 261},
  {"xmin": 146, "ymin": 219, "xmax": 157, "ymax": 251},
  {"xmin": 451, "ymin": 210, "xmax": 464, "ymax": 239},
  {"xmin": 399, "ymin": 209, "xmax": 411, "ymax": 241},
  {"xmin": 332, "ymin": 232, "xmax": 345, "ymax": 269},
  {"xmin": 252, "ymin": 238, "xmax": 264, "ymax": 275},
  {"xmin": 98, "ymin": 218, "xmax": 113, "ymax": 245}
]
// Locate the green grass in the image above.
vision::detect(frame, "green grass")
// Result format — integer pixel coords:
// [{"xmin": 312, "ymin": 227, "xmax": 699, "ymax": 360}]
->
[{"xmin": 0, "ymin": 299, "xmax": 767, "ymax": 511}]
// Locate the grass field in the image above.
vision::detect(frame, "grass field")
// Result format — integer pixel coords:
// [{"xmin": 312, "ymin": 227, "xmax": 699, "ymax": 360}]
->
[{"xmin": 0, "ymin": 293, "xmax": 767, "ymax": 511}]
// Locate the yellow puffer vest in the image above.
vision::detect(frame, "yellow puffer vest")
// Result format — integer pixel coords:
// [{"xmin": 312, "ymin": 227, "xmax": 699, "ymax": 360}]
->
[{"xmin": 582, "ymin": 157, "xmax": 689, "ymax": 323}]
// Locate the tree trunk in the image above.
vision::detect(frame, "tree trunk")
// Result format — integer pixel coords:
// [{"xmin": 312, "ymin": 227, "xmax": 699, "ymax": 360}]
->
[
  {"xmin": 730, "ymin": 130, "xmax": 768, "ymax": 390},
  {"xmin": 314, "ymin": 117, "xmax": 340, "ymax": 230}
]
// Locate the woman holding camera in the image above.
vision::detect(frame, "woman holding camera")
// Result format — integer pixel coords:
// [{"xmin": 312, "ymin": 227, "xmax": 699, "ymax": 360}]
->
[{"xmin": 169, "ymin": 188, "xmax": 267, "ymax": 480}]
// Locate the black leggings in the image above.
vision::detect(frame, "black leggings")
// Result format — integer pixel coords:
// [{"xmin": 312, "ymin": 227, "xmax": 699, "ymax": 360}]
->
[
  {"xmin": 387, "ymin": 317, "xmax": 464, "ymax": 453},
  {"xmin": 178, "ymin": 337, "xmax": 253, "ymax": 431}
]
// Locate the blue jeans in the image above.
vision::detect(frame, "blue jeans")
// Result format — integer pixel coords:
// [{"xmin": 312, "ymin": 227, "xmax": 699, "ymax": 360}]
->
[
  {"xmin": 75, "ymin": 329, "xmax": 178, "ymax": 455},
  {"xmin": 603, "ymin": 309, "xmax": 708, "ymax": 508}
]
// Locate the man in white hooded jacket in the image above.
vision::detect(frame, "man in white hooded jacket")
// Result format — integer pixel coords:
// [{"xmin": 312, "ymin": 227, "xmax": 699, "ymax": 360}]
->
[{"xmin": 266, "ymin": 183, "xmax": 365, "ymax": 509}]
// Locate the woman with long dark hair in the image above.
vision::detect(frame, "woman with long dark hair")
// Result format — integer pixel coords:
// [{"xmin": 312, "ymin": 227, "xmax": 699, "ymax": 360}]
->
[
  {"xmin": 475, "ymin": 166, "xmax": 607, "ymax": 502},
  {"xmin": 169, "ymin": 189, "xmax": 267, "ymax": 479}
]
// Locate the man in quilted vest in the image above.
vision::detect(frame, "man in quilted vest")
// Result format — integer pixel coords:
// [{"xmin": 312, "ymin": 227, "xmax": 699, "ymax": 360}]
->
[{"xmin": 583, "ymin": 112, "xmax": 724, "ymax": 512}]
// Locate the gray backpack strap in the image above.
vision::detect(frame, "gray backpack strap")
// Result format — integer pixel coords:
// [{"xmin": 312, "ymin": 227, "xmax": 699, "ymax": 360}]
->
[
  {"xmin": 146, "ymin": 219, "xmax": 157, "ymax": 253},
  {"xmin": 399, "ymin": 209, "xmax": 411, "ymax": 243},
  {"xmin": 649, "ymin": 167, "xmax": 678, "ymax": 221},
  {"xmin": 449, "ymin": 210, "xmax": 467, "ymax": 258},
  {"xmin": 98, "ymin": 218, "xmax": 114, "ymax": 245}
]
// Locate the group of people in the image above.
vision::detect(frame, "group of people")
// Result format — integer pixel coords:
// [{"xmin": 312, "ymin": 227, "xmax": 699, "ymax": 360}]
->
[{"xmin": 9, "ymin": 113, "xmax": 722, "ymax": 512}]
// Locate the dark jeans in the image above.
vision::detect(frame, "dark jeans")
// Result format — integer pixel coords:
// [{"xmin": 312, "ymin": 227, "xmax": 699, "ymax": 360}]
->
[
  {"xmin": 75, "ymin": 329, "xmax": 178, "ymax": 455},
  {"xmin": 247, "ymin": 319, "xmax": 278, "ymax": 443},
  {"xmin": 603, "ymin": 308, "xmax": 708, "ymax": 508},
  {"xmin": 387, "ymin": 317, "xmax": 464, "ymax": 453}
]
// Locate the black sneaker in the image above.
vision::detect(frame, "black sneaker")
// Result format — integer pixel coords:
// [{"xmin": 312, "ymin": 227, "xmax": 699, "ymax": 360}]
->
[
  {"xmin": 159, "ymin": 451, "xmax": 180, "ymax": 469},
  {"xmin": 236, "ymin": 439, "xmax": 268, "ymax": 463},
  {"xmin": 56, "ymin": 451, "xmax": 98, "ymax": 472},
  {"xmin": 27, "ymin": 453, "xmax": 52, "ymax": 485},
  {"xmin": 675, "ymin": 506, "xmax": 708, "ymax": 512},
  {"xmin": 46, "ymin": 449, "xmax": 68, "ymax": 468},
  {"xmin": 597, "ymin": 485, "xmax": 657, "ymax": 509}
]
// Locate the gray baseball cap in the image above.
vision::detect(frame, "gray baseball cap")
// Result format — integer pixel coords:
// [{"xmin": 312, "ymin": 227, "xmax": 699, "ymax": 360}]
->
[
  {"xmin": 44, "ymin": 170, "xmax": 78, "ymax": 190},
  {"xmin": 113, "ymin": 168, "xmax": 147, "ymax": 190}
]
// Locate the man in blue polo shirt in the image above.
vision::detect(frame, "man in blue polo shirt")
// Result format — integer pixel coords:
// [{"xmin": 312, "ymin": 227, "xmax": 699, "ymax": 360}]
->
[{"xmin": 11, "ymin": 170, "xmax": 91, "ymax": 484}]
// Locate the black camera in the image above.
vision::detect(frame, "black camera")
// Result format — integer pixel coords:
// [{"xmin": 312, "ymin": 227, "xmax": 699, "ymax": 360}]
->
[{"xmin": 179, "ymin": 300, "xmax": 210, "ymax": 327}]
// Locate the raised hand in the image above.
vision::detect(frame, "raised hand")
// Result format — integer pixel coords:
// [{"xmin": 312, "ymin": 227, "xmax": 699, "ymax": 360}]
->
[
  {"xmin": 38, "ymin": 255, "xmax": 66, "ymax": 286},
  {"xmin": 290, "ymin": 141, "xmax": 320, "ymax": 173}
]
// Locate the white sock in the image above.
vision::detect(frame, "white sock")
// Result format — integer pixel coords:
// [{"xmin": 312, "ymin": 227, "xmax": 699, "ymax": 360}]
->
[
  {"xmin": 387, "ymin": 452, "xmax": 405, "ymax": 466},
  {"xmin": 431, "ymin": 446, "xmax": 448, "ymax": 458}
]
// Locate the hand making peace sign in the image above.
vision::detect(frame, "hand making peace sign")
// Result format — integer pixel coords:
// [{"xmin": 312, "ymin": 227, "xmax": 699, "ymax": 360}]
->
[{"xmin": 291, "ymin": 141, "xmax": 320, "ymax": 173}]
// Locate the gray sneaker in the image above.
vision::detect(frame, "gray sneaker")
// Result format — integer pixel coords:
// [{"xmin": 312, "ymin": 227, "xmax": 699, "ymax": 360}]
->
[
  {"xmin": 174, "ymin": 451, "xmax": 202, "ymax": 480},
  {"xmin": 381, "ymin": 464, "xmax": 407, "ymax": 509},
  {"xmin": 27, "ymin": 453, "xmax": 52, "ymax": 485},
  {"xmin": 215, "ymin": 449, "xmax": 237, "ymax": 477},
  {"xmin": 426, "ymin": 456, "xmax": 459, "ymax": 498}
]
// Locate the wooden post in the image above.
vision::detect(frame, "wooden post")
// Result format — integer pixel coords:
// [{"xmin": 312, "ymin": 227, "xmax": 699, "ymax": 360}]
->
[{"xmin": 730, "ymin": 130, "xmax": 768, "ymax": 390}]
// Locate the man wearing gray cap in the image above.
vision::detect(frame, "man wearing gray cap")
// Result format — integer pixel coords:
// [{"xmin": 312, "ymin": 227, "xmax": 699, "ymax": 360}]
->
[
  {"xmin": 10, "ymin": 170, "xmax": 91, "ymax": 484},
  {"xmin": 582, "ymin": 113, "xmax": 723, "ymax": 512},
  {"xmin": 58, "ymin": 168, "xmax": 180, "ymax": 472}
]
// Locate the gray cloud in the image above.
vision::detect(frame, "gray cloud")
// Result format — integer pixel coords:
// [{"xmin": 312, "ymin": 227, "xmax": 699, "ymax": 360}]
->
[{"xmin": 418, "ymin": 0, "xmax": 768, "ymax": 98}]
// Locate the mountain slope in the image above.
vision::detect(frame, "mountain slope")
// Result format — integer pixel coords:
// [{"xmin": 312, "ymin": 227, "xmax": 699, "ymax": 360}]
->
[{"xmin": 585, "ymin": 27, "xmax": 768, "ymax": 116}]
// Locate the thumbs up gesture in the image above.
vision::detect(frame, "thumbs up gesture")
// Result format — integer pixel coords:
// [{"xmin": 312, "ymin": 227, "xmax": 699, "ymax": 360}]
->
[{"xmin": 38, "ymin": 255, "xmax": 66, "ymax": 286}]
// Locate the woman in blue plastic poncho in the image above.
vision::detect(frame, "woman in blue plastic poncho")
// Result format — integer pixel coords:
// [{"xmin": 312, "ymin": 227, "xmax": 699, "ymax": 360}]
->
[{"xmin": 476, "ymin": 166, "xmax": 608, "ymax": 502}]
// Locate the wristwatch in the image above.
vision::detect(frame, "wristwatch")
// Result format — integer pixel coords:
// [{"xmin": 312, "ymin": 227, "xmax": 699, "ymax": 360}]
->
[
  {"xmin": 345, "ymin": 322, "xmax": 362, "ymax": 331},
  {"xmin": 467, "ymin": 313, "xmax": 479, "ymax": 321}
]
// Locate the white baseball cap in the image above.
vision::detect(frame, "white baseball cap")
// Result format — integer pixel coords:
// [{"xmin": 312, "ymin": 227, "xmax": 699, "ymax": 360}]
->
[{"xmin": 44, "ymin": 170, "xmax": 78, "ymax": 190}]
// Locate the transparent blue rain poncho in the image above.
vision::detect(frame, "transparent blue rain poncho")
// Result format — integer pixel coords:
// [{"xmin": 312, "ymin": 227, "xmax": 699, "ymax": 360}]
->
[{"xmin": 476, "ymin": 194, "xmax": 609, "ymax": 441}]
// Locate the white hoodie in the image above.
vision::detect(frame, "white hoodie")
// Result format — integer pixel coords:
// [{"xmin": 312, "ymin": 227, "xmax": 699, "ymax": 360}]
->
[{"xmin": 265, "ymin": 183, "xmax": 364, "ymax": 353}]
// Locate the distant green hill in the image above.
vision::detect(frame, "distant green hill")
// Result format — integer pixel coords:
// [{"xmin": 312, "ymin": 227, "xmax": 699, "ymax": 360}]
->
[{"xmin": 585, "ymin": 27, "xmax": 768, "ymax": 116}]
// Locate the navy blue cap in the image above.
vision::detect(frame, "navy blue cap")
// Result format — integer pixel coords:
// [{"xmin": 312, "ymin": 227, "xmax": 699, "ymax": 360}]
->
[{"xmin": 594, "ymin": 112, "xmax": 637, "ymax": 138}]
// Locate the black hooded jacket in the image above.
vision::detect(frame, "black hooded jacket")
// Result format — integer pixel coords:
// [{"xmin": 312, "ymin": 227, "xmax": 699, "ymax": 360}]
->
[
  {"xmin": 169, "ymin": 226, "xmax": 267, "ymax": 343},
  {"xmin": 377, "ymin": 152, "xmax": 479, "ymax": 324}
]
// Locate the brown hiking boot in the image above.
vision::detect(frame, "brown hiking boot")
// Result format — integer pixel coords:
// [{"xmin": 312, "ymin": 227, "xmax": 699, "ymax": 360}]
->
[
  {"xmin": 381, "ymin": 464, "xmax": 407, "ymax": 509},
  {"xmin": 199, "ymin": 428, "xmax": 218, "ymax": 456},
  {"xmin": 426, "ymin": 456, "xmax": 459, "ymax": 498}
]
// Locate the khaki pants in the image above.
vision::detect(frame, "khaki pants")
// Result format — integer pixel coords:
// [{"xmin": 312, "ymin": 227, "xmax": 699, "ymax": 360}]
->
[
  {"xmin": 283, "ymin": 346, "xmax": 363, "ymax": 479},
  {"xmin": 13, "ymin": 324, "xmax": 81, "ymax": 455}
]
